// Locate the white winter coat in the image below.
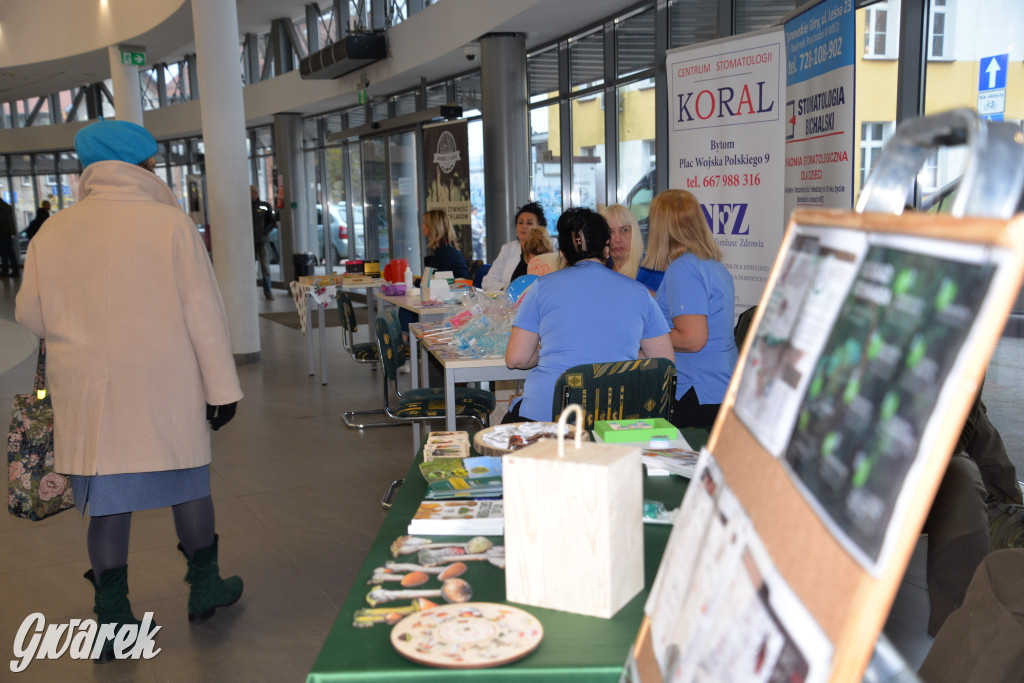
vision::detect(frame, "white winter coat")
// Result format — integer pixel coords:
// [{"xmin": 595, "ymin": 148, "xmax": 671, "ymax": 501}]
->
[
  {"xmin": 16, "ymin": 161, "xmax": 243, "ymax": 476},
  {"xmin": 481, "ymin": 240, "xmax": 523, "ymax": 291}
]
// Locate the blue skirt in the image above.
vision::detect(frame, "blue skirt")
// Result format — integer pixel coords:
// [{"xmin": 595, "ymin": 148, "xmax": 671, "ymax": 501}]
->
[{"xmin": 70, "ymin": 465, "xmax": 211, "ymax": 517}]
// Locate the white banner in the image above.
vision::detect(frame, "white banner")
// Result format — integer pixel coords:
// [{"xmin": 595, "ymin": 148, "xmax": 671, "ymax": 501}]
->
[
  {"xmin": 783, "ymin": 0, "xmax": 856, "ymax": 221},
  {"xmin": 667, "ymin": 29, "xmax": 787, "ymax": 318}
]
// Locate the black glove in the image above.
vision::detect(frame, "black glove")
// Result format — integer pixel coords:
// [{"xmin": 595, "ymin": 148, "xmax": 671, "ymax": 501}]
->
[{"xmin": 206, "ymin": 402, "xmax": 238, "ymax": 431}]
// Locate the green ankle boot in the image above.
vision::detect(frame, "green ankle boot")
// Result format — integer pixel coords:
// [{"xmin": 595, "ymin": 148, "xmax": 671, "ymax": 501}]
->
[
  {"xmin": 84, "ymin": 566, "xmax": 142, "ymax": 663},
  {"xmin": 178, "ymin": 534, "xmax": 243, "ymax": 623}
]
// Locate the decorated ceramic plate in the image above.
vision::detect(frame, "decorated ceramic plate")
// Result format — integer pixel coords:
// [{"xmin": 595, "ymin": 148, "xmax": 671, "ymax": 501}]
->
[
  {"xmin": 390, "ymin": 602, "xmax": 543, "ymax": 669},
  {"xmin": 473, "ymin": 423, "xmax": 589, "ymax": 456}
]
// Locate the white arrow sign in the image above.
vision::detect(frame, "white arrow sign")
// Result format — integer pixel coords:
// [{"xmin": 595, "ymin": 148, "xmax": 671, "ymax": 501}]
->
[{"xmin": 985, "ymin": 58, "xmax": 1001, "ymax": 90}]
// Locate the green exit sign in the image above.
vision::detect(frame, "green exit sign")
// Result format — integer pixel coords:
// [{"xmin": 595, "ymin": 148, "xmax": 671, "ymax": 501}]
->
[
  {"xmin": 120, "ymin": 51, "xmax": 146, "ymax": 66},
  {"xmin": 357, "ymin": 89, "xmax": 368, "ymax": 105}
]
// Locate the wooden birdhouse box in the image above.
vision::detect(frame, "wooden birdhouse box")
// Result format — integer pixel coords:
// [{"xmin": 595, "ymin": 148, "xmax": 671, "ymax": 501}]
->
[{"xmin": 503, "ymin": 405, "xmax": 644, "ymax": 618}]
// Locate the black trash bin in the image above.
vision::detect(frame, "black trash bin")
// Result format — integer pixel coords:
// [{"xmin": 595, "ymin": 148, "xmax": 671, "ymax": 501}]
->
[{"xmin": 292, "ymin": 252, "xmax": 317, "ymax": 277}]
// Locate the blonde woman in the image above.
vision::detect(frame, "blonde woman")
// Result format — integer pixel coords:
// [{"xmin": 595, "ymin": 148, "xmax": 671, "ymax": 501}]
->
[
  {"xmin": 399, "ymin": 210, "xmax": 469, "ymax": 344},
  {"xmin": 523, "ymin": 226, "xmax": 562, "ymax": 276},
  {"xmin": 422, "ymin": 209, "xmax": 469, "ymax": 279},
  {"xmin": 599, "ymin": 204, "xmax": 644, "ymax": 279},
  {"xmin": 649, "ymin": 189, "xmax": 737, "ymax": 430}
]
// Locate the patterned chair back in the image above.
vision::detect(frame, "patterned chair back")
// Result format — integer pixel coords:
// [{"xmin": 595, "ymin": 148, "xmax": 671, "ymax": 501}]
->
[
  {"xmin": 336, "ymin": 290, "xmax": 359, "ymax": 333},
  {"xmin": 734, "ymin": 305, "xmax": 758, "ymax": 351},
  {"xmin": 336, "ymin": 291, "xmax": 358, "ymax": 353},
  {"xmin": 551, "ymin": 358, "xmax": 676, "ymax": 428},
  {"xmin": 373, "ymin": 309, "xmax": 404, "ymax": 381}
]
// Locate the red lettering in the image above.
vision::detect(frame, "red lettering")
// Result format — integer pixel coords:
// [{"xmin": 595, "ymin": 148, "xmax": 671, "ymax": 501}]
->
[
  {"xmin": 696, "ymin": 90, "xmax": 715, "ymax": 120},
  {"xmin": 736, "ymin": 84, "xmax": 755, "ymax": 115}
]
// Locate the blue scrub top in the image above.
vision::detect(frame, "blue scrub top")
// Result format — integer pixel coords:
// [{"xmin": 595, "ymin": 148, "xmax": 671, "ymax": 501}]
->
[
  {"xmin": 636, "ymin": 265, "xmax": 665, "ymax": 293},
  {"xmin": 655, "ymin": 253, "xmax": 737, "ymax": 404},
  {"xmin": 512, "ymin": 261, "xmax": 669, "ymax": 421}
]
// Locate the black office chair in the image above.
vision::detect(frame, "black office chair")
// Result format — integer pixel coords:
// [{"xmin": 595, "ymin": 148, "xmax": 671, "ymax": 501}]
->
[
  {"xmin": 342, "ymin": 308, "xmax": 496, "ymax": 430},
  {"xmin": 336, "ymin": 290, "xmax": 379, "ymax": 368}
]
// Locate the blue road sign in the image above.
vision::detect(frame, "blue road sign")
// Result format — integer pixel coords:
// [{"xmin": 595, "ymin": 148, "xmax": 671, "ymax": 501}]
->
[{"xmin": 979, "ymin": 54, "xmax": 1008, "ymax": 92}]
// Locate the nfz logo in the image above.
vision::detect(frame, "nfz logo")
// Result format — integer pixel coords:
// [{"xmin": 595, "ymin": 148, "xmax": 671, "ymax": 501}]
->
[
  {"xmin": 676, "ymin": 83, "xmax": 775, "ymax": 124},
  {"xmin": 701, "ymin": 203, "xmax": 749, "ymax": 236}
]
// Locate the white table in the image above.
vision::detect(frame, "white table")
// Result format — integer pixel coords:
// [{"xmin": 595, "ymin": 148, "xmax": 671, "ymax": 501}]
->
[
  {"xmin": 341, "ymin": 281, "xmax": 383, "ymax": 324},
  {"xmin": 374, "ymin": 292, "xmax": 458, "ymax": 321},
  {"xmin": 290, "ymin": 280, "xmax": 384, "ymax": 385},
  {"xmin": 408, "ymin": 322, "xmax": 528, "ymax": 448},
  {"xmin": 289, "ymin": 282, "xmax": 337, "ymax": 385}
]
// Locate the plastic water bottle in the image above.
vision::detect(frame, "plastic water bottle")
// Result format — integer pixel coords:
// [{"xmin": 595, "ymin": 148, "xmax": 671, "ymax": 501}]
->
[{"xmin": 404, "ymin": 266, "xmax": 413, "ymax": 292}]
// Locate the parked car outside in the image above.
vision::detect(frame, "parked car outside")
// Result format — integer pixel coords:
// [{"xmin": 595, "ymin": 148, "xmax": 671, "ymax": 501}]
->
[
  {"xmin": 267, "ymin": 203, "xmax": 349, "ymax": 266},
  {"xmin": 625, "ymin": 168, "xmax": 655, "ymax": 241}
]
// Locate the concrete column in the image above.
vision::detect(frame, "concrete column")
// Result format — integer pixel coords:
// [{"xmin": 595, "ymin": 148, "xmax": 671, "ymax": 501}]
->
[
  {"xmin": 107, "ymin": 46, "xmax": 144, "ymax": 124},
  {"xmin": 191, "ymin": 0, "xmax": 261, "ymax": 363},
  {"xmin": 273, "ymin": 112, "xmax": 307, "ymax": 284},
  {"xmin": 480, "ymin": 33, "xmax": 529, "ymax": 258}
]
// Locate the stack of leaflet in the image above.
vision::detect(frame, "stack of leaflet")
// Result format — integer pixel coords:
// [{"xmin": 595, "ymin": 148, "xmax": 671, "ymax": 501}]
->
[
  {"xmin": 591, "ymin": 421, "xmax": 698, "ymax": 478},
  {"xmin": 640, "ymin": 448, "xmax": 700, "ymax": 478},
  {"xmin": 407, "ymin": 499, "xmax": 504, "ymax": 536},
  {"xmin": 419, "ymin": 456, "xmax": 502, "ymax": 500},
  {"xmin": 423, "ymin": 431, "xmax": 470, "ymax": 462}
]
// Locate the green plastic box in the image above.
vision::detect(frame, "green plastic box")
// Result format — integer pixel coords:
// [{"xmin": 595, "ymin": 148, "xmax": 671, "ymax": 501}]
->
[{"xmin": 592, "ymin": 417, "xmax": 677, "ymax": 443}]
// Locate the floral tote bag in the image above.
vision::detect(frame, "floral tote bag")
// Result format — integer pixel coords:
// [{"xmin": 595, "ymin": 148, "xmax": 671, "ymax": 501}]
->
[{"xmin": 7, "ymin": 341, "xmax": 73, "ymax": 520}]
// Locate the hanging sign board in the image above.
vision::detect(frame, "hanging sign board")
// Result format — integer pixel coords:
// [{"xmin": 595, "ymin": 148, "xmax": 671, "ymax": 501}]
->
[
  {"xmin": 783, "ymin": 0, "xmax": 856, "ymax": 221},
  {"xmin": 423, "ymin": 119, "xmax": 472, "ymax": 256}
]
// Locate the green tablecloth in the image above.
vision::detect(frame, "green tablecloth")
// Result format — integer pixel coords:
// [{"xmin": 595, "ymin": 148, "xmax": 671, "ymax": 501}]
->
[{"xmin": 307, "ymin": 429, "xmax": 707, "ymax": 683}]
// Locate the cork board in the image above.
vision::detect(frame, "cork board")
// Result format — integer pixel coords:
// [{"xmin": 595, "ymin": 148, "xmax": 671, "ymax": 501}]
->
[{"xmin": 630, "ymin": 208, "xmax": 1024, "ymax": 683}]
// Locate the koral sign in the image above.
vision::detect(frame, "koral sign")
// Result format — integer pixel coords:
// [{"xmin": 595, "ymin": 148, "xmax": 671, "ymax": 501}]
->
[
  {"xmin": 676, "ymin": 83, "xmax": 776, "ymax": 124},
  {"xmin": 671, "ymin": 44, "xmax": 782, "ymax": 132}
]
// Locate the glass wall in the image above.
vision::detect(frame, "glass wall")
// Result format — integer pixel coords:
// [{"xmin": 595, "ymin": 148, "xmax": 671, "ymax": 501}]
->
[
  {"xmin": 468, "ymin": 119, "xmax": 486, "ymax": 260},
  {"xmin": 617, "ymin": 78, "xmax": 656, "ymax": 230},
  {"xmin": 530, "ymin": 104, "xmax": 561, "ymax": 231},
  {"xmin": 571, "ymin": 94, "xmax": 605, "ymax": 208},
  {"xmin": 361, "ymin": 137, "xmax": 389, "ymax": 262},
  {"xmin": 324, "ymin": 145, "xmax": 348, "ymax": 264},
  {"xmin": 854, "ymin": 0, "xmax": 901, "ymax": 200},
  {"xmin": 922, "ymin": 0, "xmax": 1024, "ymax": 198},
  {"xmin": 388, "ymin": 131, "xmax": 420, "ymax": 266},
  {"xmin": 32, "ymin": 153, "xmax": 58, "ymax": 214},
  {"xmin": 9, "ymin": 156, "xmax": 36, "ymax": 228},
  {"xmin": 346, "ymin": 142, "xmax": 366, "ymax": 260},
  {"xmin": 57, "ymin": 152, "xmax": 80, "ymax": 210}
]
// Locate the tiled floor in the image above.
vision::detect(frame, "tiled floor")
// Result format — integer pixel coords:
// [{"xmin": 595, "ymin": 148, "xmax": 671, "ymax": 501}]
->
[
  {"xmin": 0, "ymin": 276, "xmax": 1020, "ymax": 681},
  {"xmin": 0, "ymin": 281, "xmax": 414, "ymax": 682}
]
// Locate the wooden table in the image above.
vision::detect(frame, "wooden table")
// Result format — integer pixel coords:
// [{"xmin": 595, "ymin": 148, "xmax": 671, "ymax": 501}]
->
[{"xmin": 408, "ymin": 322, "xmax": 528, "ymax": 449}]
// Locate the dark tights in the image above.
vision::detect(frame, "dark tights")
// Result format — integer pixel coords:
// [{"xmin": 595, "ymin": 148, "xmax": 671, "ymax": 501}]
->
[{"xmin": 87, "ymin": 495, "xmax": 216, "ymax": 584}]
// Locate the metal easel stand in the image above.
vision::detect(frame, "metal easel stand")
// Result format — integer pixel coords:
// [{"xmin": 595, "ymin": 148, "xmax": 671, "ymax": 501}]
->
[{"xmin": 857, "ymin": 108, "xmax": 1024, "ymax": 220}]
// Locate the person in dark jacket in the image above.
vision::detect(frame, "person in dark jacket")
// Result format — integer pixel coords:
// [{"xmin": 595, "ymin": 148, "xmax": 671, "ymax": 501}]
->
[
  {"xmin": 422, "ymin": 209, "xmax": 469, "ymax": 279},
  {"xmin": 398, "ymin": 209, "xmax": 469, "ymax": 346},
  {"xmin": 24, "ymin": 201, "xmax": 51, "ymax": 242},
  {"xmin": 251, "ymin": 185, "xmax": 276, "ymax": 300},
  {"xmin": 0, "ymin": 196, "xmax": 19, "ymax": 277}
]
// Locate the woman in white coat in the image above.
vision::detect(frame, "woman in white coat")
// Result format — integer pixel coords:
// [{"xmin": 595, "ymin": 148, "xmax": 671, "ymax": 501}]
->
[
  {"xmin": 16, "ymin": 120, "xmax": 244, "ymax": 660},
  {"xmin": 481, "ymin": 201, "xmax": 547, "ymax": 291}
]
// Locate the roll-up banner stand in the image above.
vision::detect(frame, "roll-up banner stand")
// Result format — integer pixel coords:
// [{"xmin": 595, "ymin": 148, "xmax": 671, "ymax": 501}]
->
[{"xmin": 423, "ymin": 120, "xmax": 472, "ymax": 258}]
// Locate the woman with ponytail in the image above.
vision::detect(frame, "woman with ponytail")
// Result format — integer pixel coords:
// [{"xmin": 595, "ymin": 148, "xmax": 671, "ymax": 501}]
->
[{"xmin": 504, "ymin": 207, "xmax": 673, "ymax": 422}]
